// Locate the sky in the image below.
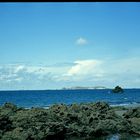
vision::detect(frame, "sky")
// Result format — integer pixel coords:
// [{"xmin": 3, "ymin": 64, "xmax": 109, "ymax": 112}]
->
[{"xmin": 0, "ymin": 2, "xmax": 140, "ymax": 90}]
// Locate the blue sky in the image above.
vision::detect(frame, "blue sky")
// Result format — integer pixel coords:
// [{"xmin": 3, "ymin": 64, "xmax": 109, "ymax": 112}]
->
[{"xmin": 0, "ymin": 2, "xmax": 140, "ymax": 90}]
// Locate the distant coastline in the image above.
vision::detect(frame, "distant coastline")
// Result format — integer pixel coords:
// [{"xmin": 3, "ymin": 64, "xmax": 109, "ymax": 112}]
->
[
  {"xmin": 62, "ymin": 86, "xmax": 107, "ymax": 90},
  {"xmin": 0, "ymin": 87, "xmax": 140, "ymax": 91}
]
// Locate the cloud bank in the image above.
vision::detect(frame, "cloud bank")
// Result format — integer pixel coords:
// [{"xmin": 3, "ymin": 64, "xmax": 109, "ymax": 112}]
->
[{"xmin": 0, "ymin": 57, "xmax": 140, "ymax": 89}]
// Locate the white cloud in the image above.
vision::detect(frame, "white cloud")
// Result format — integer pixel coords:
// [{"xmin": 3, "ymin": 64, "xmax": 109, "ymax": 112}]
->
[
  {"xmin": 0, "ymin": 64, "xmax": 69, "ymax": 84},
  {"xmin": 67, "ymin": 60, "xmax": 103, "ymax": 76},
  {"xmin": 25, "ymin": 66, "xmax": 49, "ymax": 75},
  {"xmin": 56, "ymin": 59, "xmax": 104, "ymax": 82},
  {"xmin": 76, "ymin": 37, "xmax": 88, "ymax": 45},
  {"xmin": 5, "ymin": 77, "xmax": 23, "ymax": 83},
  {"xmin": 0, "ymin": 57, "xmax": 140, "ymax": 89},
  {"xmin": 56, "ymin": 57, "xmax": 140, "ymax": 88},
  {"xmin": 14, "ymin": 65, "xmax": 25, "ymax": 73}
]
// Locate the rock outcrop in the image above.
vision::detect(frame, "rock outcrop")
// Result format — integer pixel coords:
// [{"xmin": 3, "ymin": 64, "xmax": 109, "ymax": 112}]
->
[
  {"xmin": 0, "ymin": 102, "xmax": 139, "ymax": 139},
  {"xmin": 112, "ymin": 86, "xmax": 124, "ymax": 93}
]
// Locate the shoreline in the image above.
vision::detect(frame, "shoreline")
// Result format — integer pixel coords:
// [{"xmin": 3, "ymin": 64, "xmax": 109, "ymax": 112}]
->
[
  {"xmin": 0, "ymin": 101, "xmax": 140, "ymax": 139},
  {"xmin": 110, "ymin": 103, "xmax": 140, "ymax": 108},
  {"xmin": 23, "ymin": 102, "xmax": 140, "ymax": 110}
]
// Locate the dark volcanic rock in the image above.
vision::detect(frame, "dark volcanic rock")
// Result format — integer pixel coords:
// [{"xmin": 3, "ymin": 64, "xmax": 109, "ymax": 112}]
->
[
  {"xmin": 112, "ymin": 86, "xmax": 124, "ymax": 93},
  {"xmin": 123, "ymin": 107, "xmax": 140, "ymax": 135},
  {"xmin": 0, "ymin": 102, "xmax": 139, "ymax": 139},
  {"xmin": 123, "ymin": 107, "xmax": 140, "ymax": 118}
]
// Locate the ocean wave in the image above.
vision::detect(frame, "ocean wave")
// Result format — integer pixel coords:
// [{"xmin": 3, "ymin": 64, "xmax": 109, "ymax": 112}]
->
[{"xmin": 110, "ymin": 102, "xmax": 140, "ymax": 107}]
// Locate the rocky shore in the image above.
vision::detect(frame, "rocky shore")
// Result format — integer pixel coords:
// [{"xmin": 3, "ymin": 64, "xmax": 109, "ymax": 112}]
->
[{"xmin": 0, "ymin": 102, "xmax": 140, "ymax": 140}]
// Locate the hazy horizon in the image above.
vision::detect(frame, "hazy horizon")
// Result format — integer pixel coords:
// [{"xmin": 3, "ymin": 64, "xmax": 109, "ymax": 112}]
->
[{"xmin": 0, "ymin": 2, "xmax": 140, "ymax": 90}]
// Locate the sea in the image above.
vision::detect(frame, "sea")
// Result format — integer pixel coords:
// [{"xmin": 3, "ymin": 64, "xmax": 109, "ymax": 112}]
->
[
  {"xmin": 0, "ymin": 89, "xmax": 140, "ymax": 108},
  {"xmin": 0, "ymin": 89, "xmax": 140, "ymax": 140}
]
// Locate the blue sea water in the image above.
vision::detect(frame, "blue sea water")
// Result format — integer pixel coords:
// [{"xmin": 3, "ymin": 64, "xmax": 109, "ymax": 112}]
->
[{"xmin": 0, "ymin": 89, "xmax": 140, "ymax": 108}]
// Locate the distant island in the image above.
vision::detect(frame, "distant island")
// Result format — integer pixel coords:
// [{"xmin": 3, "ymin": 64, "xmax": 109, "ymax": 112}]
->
[
  {"xmin": 112, "ymin": 86, "xmax": 124, "ymax": 93},
  {"xmin": 62, "ymin": 86, "xmax": 107, "ymax": 90}
]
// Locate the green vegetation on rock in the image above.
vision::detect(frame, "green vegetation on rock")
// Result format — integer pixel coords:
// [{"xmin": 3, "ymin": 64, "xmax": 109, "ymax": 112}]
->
[{"xmin": 0, "ymin": 102, "xmax": 139, "ymax": 140}]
